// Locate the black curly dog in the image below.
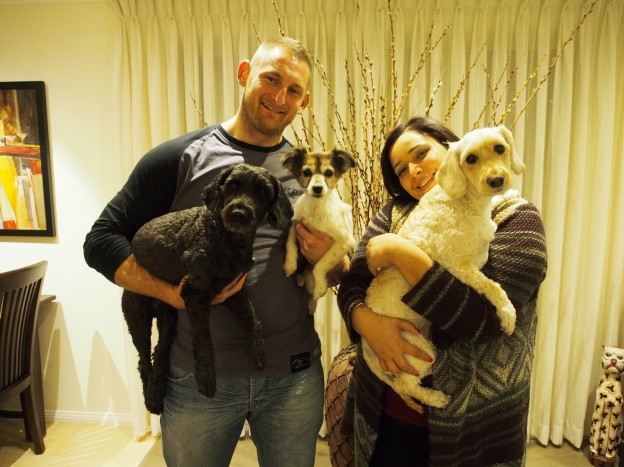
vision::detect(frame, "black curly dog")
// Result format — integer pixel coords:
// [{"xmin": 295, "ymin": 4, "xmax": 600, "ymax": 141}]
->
[{"xmin": 121, "ymin": 164, "xmax": 293, "ymax": 414}]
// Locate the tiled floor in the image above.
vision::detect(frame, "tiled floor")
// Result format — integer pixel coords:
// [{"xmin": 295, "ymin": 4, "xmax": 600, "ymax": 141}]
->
[{"xmin": 0, "ymin": 419, "xmax": 595, "ymax": 466}]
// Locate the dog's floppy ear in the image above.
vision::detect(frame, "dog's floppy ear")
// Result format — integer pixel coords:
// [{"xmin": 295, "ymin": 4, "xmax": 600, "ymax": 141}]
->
[
  {"xmin": 496, "ymin": 125, "xmax": 525, "ymax": 175},
  {"xmin": 437, "ymin": 142, "xmax": 467, "ymax": 199},
  {"xmin": 202, "ymin": 165, "xmax": 235, "ymax": 211},
  {"xmin": 331, "ymin": 148, "xmax": 356, "ymax": 174},
  {"xmin": 281, "ymin": 147, "xmax": 308, "ymax": 173},
  {"xmin": 267, "ymin": 177, "xmax": 294, "ymax": 230}
]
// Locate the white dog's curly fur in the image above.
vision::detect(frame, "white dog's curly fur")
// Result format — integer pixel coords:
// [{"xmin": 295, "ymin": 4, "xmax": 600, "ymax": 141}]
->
[{"xmin": 364, "ymin": 125, "xmax": 526, "ymax": 412}]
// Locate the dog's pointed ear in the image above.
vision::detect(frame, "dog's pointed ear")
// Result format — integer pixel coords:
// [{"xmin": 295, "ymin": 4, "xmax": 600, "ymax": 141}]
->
[
  {"xmin": 267, "ymin": 177, "xmax": 294, "ymax": 230},
  {"xmin": 437, "ymin": 142, "xmax": 467, "ymax": 199},
  {"xmin": 497, "ymin": 125, "xmax": 525, "ymax": 175},
  {"xmin": 331, "ymin": 148, "xmax": 356, "ymax": 174},
  {"xmin": 202, "ymin": 165, "xmax": 235, "ymax": 211},
  {"xmin": 281, "ymin": 147, "xmax": 307, "ymax": 174}
]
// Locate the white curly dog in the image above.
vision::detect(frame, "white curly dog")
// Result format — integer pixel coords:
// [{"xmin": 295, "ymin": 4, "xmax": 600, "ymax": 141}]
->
[{"xmin": 363, "ymin": 125, "xmax": 526, "ymax": 412}]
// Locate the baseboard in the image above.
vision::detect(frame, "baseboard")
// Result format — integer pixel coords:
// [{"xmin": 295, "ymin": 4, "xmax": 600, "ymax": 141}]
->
[{"xmin": 45, "ymin": 409, "xmax": 134, "ymax": 426}]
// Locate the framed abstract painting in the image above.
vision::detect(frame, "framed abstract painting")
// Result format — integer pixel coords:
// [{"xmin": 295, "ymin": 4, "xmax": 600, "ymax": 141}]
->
[{"xmin": 0, "ymin": 81, "xmax": 55, "ymax": 237}]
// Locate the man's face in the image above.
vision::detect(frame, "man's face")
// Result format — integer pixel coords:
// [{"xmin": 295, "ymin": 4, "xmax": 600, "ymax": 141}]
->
[{"xmin": 238, "ymin": 46, "xmax": 311, "ymax": 139}]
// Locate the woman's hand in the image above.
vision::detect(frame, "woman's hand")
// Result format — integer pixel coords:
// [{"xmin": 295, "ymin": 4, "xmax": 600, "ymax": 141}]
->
[
  {"xmin": 352, "ymin": 304, "xmax": 432, "ymax": 376},
  {"xmin": 366, "ymin": 233, "xmax": 434, "ymax": 286},
  {"xmin": 295, "ymin": 218, "xmax": 333, "ymax": 264},
  {"xmin": 366, "ymin": 233, "xmax": 403, "ymax": 274}
]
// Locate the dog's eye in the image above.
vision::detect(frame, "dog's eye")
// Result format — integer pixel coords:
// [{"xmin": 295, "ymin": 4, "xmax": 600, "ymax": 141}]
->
[
  {"xmin": 226, "ymin": 181, "xmax": 239, "ymax": 191},
  {"xmin": 256, "ymin": 187, "xmax": 269, "ymax": 199},
  {"xmin": 324, "ymin": 170, "xmax": 334, "ymax": 177},
  {"xmin": 494, "ymin": 144, "xmax": 505, "ymax": 154},
  {"xmin": 302, "ymin": 169, "xmax": 313, "ymax": 177},
  {"xmin": 466, "ymin": 154, "xmax": 478, "ymax": 165}
]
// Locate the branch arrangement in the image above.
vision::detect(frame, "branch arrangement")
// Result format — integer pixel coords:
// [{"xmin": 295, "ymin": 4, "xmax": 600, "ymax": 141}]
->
[
  {"xmin": 288, "ymin": 0, "xmax": 596, "ymax": 240},
  {"xmin": 193, "ymin": 0, "xmax": 597, "ymax": 241}
]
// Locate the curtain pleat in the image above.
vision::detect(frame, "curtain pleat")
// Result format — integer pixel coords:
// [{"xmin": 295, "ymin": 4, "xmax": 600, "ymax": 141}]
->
[
  {"xmin": 427, "ymin": 1, "xmax": 445, "ymax": 118},
  {"xmin": 407, "ymin": 1, "xmax": 427, "ymax": 117},
  {"xmin": 311, "ymin": 0, "xmax": 328, "ymax": 143},
  {"xmin": 392, "ymin": 0, "xmax": 405, "ymax": 121},
  {"xmin": 164, "ymin": 0, "xmax": 184, "ymax": 136},
  {"xmin": 510, "ymin": 0, "xmax": 528, "ymax": 170},
  {"xmin": 146, "ymin": 1, "xmax": 167, "ymax": 146},
  {"xmin": 182, "ymin": 0, "xmax": 201, "ymax": 131},
  {"xmin": 527, "ymin": 0, "xmax": 559, "ymax": 446},
  {"xmin": 332, "ymin": 0, "xmax": 348, "ymax": 149},
  {"xmin": 217, "ymin": 0, "xmax": 236, "ymax": 115},
  {"xmin": 201, "ymin": 1, "xmax": 216, "ymax": 126},
  {"xmin": 446, "ymin": 3, "xmax": 465, "ymax": 132},
  {"xmin": 128, "ymin": 1, "xmax": 149, "ymax": 162},
  {"xmin": 110, "ymin": 0, "xmax": 624, "ymax": 445},
  {"xmin": 467, "ymin": 0, "xmax": 486, "ymax": 129},
  {"xmin": 547, "ymin": 3, "xmax": 576, "ymax": 447}
]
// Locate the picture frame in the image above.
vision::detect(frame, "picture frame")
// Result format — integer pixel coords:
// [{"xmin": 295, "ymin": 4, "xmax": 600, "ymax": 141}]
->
[{"xmin": 0, "ymin": 81, "xmax": 55, "ymax": 237}]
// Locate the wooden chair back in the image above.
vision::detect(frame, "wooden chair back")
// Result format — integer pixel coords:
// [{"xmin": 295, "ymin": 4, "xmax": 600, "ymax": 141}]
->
[{"xmin": 0, "ymin": 260, "xmax": 48, "ymax": 454}]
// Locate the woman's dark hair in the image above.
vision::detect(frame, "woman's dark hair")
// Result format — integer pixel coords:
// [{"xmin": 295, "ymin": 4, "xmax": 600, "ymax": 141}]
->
[{"xmin": 380, "ymin": 116, "xmax": 460, "ymax": 202}]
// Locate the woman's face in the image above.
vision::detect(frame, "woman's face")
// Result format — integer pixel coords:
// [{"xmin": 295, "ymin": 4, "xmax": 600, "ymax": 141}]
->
[{"xmin": 389, "ymin": 131, "xmax": 448, "ymax": 200}]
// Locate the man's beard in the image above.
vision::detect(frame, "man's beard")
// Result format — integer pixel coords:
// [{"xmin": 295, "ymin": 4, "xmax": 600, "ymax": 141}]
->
[{"xmin": 239, "ymin": 92, "xmax": 289, "ymax": 138}]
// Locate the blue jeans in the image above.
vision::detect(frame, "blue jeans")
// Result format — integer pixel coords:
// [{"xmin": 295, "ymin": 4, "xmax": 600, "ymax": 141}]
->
[{"xmin": 160, "ymin": 359, "xmax": 324, "ymax": 467}]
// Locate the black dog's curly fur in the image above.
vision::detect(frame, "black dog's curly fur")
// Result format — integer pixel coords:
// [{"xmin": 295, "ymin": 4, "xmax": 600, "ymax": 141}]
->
[{"xmin": 122, "ymin": 164, "xmax": 293, "ymax": 414}]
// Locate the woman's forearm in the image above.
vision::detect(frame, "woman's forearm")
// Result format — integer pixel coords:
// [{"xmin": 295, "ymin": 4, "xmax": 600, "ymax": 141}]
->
[{"xmin": 390, "ymin": 243, "xmax": 434, "ymax": 287}]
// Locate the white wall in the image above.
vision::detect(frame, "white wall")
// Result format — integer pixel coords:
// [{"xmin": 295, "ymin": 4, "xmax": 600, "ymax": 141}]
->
[{"xmin": 0, "ymin": 1, "xmax": 134, "ymax": 424}]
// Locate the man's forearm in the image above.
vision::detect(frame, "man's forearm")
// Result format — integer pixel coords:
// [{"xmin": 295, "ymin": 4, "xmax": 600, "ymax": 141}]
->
[{"xmin": 114, "ymin": 255, "xmax": 184, "ymax": 309}]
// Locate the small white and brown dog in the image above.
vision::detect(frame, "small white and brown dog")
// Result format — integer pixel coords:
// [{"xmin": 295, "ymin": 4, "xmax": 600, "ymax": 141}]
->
[
  {"xmin": 364, "ymin": 125, "xmax": 526, "ymax": 412},
  {"xmin": 281, "ymin": 147, "xmax": 356, "ymax": 313}
]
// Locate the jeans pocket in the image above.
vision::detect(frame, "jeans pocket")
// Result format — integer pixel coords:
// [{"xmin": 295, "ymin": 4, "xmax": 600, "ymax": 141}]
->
[{"xmin": 167, "ymin": 365, "xmax": 196, "ymax": 384}]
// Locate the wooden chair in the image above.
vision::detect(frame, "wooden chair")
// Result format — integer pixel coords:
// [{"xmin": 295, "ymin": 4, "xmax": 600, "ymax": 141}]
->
[{"xmin": 0, "ymin": 260, "xmax": 48, "ymax": 454}]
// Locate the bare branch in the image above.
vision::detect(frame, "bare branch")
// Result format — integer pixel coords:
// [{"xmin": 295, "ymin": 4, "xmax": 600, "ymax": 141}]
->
[{"xmin": 443, "ymin": 41, "xmax": 487, "ymax": 125}]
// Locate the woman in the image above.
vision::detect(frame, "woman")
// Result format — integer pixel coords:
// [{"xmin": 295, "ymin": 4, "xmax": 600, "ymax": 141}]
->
[{"xmin": 336, "ymin": 116, "xmax": 547, "ymax": 466}]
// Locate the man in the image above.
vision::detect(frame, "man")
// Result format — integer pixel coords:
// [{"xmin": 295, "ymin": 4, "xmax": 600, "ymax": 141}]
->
[{"xmin": 84, "ymin": 37, "xmax": 345, "ymax": 466}]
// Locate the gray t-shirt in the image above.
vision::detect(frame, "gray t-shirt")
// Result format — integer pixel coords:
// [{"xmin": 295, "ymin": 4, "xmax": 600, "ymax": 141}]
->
[{"xmin": 84, "ymin": 125, "xmax": 321, "ymax": 378}]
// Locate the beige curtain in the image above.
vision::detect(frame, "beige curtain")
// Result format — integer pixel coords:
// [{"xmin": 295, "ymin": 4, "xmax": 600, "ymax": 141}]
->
[{"xmin": 108, "ymin": 0, "xmax": 624, "ymax": 447}]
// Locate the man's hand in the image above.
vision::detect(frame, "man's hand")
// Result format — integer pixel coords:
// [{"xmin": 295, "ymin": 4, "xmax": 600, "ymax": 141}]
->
[
  {"xmin": 210, "ymin": 273, "xmax": 247, "ymax": 305},
  {"xmin": 115, "ymin": 255, "xmax": 247, "ymax": 309},
  {"xmin": 295, "ymin": 219, "xmax": 350, "ymax": 285},
  {"xmin": 295, "ymin": 218, "xmax": 333, "ymax": 264}
]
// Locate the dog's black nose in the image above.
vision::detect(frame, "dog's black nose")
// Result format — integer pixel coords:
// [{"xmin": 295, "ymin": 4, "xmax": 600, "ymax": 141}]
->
[
  {"xmin": 488, "ymin": 176, "xmax": 505, "ymax": 189},
  {"xmin": 312, "ymin": 185, "xmax": 323, "ymax": 195},
  {"xmin": 230, "ymin": 208, "xmax": 250, "ymax": 222}
]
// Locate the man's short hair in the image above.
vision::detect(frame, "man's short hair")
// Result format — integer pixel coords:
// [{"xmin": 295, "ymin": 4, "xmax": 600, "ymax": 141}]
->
[{"xmin": 255, "ymin": 37, "xmax": 313, "ymax": 79}]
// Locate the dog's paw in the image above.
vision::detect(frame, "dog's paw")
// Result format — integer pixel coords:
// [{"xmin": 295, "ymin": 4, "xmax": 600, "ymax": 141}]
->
[
  {"xmin": 296, "ymin": 274, "xmax": 306, "ymax": 288},
  {"xmin": 145, "ymin": 399, "xmax": 164, "ymax": 415},
  {"xmin": 313, "ymin": 279, "xmax": 328, "ymax": 301},
  {"xmin": 498, "ymin": 305, "xmax": 516, "ymax": 335},
  {"xmin": 195, "ymin": 370, "xmax": 217, "ymax": 398},
  {"xmin": 426, "ymin": 391, "xmax": 451, "ymax": 409},
  {"xmin": 284, "ymin": 260, "xmax": 297, "ymax": 277}
]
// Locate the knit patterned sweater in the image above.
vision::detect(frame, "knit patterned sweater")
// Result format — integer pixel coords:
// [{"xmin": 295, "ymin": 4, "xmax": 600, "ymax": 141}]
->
[{"xmin": 336, "ymin": 193, "xmax": 548, "ymax": 466}]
